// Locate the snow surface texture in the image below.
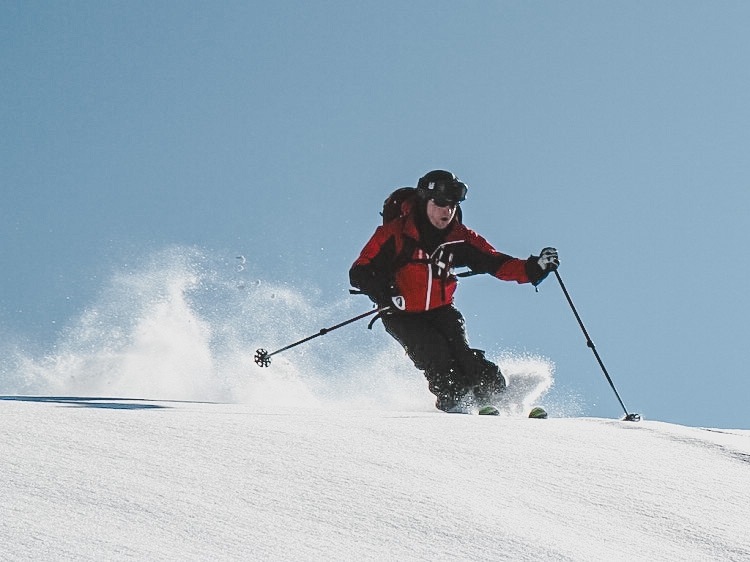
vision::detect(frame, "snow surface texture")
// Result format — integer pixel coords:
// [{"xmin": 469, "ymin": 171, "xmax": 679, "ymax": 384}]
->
[
  {"xmin": 3, "ymin": 400, "xmax": 750, "ymax": 561},
  {"xmin": 5, "ymin": 247, "xmax": 749, "ymax": 560}
]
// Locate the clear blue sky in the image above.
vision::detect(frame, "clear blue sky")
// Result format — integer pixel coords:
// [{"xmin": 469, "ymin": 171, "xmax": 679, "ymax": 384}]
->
[{"xmin": 2, "ymin": 2, "xmax": 749, "ymax": 428}]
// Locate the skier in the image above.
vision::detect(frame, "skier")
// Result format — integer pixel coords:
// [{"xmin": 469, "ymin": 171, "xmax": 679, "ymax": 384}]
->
[{"xmin": 349, "ymin": 170, "xmax": 559, "ymax": 413}]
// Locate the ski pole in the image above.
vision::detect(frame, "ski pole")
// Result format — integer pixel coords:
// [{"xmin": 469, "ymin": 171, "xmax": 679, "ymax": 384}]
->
[
  {"xmin": 554, "ymin": 270, "xmax": 640, "ymax": 422},
  {"xmin": 254, "ymin": 306, "xmax": 390, "ymax": 367}
]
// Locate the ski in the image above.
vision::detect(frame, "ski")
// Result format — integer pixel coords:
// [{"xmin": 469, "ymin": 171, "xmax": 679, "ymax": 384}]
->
[
  {"xmin": 478, "ymin": 405, "xmax": 500, "ymax": 415},
  {"xmin": 528, "ymin": 407, "xmax": 548, "ymax": 419},
  {"xmin": 477, "ymin": 405, "xmax": 548, "ymax": 418}
]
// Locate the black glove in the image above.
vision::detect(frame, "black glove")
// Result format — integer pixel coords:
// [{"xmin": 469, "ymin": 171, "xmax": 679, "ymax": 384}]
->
[
  {"xmin": 526, "ymin": 247, "xmax": 559, "ymax": 286},
  {"xmin": 349, "ymin": 265, "xmax": 402, "ymax": 310},
  {"xmin": 537, "ymin": 247, "xmax": 559, "ymax": 271},
  {"xmin": 371, "ymin": 286, "xmax": 406, "ymax": 311}
]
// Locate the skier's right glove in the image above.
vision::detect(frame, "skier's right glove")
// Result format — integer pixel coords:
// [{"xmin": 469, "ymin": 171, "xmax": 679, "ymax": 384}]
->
[{"xmin": 371, "ymin": 287, "xmax": 405, "ymax": 312}]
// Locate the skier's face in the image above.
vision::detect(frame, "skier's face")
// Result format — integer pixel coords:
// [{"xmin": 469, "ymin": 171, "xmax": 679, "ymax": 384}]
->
[{"xmin": 426, "ymin": 199, "xmax": 457, "ymax": 230}]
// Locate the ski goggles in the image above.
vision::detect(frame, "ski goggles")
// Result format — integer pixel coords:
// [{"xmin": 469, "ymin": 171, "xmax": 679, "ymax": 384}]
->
[
  {"xmin": 431, "ymin": 197, "xmax": 460, "ymax": 208},
  {"xmin": 429, "ymin": 180, "xmax": 467, "ymax": 207}
]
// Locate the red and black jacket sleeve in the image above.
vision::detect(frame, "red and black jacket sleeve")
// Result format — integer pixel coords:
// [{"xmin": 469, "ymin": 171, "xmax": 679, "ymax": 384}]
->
[
  {"xmin": 349, "ymin": 223, "xmax": 401, "ymax": 306},
  {"xmin": 451, "ymin": 226, "xmax": 548, "ymax": 286}
]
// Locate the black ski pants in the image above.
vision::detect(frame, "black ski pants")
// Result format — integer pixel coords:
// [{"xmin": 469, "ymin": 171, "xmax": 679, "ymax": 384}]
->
[{"xmin": 381, "ymin": 304, "xmax": 506, "ymax": 410}]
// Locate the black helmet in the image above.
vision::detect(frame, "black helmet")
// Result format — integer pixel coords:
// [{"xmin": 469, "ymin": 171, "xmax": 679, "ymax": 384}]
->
[{"xmin": 416, "ymin": 170, "xmax": 468, "ymax": 206}]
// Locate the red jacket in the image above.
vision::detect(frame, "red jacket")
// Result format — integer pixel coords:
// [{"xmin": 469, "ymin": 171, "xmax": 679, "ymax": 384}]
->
[{"xmin": 350, "ymin": 202, "xmax": 541, "ymax": 312}]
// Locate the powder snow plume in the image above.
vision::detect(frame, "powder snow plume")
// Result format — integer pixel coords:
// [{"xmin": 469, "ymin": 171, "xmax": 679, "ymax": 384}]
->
[{"xmin": 0, "ymin": 245, "xmax": 559, "ymax": 413}]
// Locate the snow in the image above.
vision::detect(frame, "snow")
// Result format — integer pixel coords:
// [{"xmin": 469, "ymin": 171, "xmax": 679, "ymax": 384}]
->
[
  {"xmin": 2, "ymin": 252, "xmax": 750, "ymax": 560},
  {"xmin": 3, "ymin": 397, "xmax": 750, "ymax": 561}
]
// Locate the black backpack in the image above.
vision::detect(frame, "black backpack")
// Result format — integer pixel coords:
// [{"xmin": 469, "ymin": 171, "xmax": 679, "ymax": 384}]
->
[
  {"xmin": 380, "ymin": 187, "xmax": 462, "ymax": 225},
  {"xmin": 381, "ymin": 187, "xmax": 417, "ymax": 224}
]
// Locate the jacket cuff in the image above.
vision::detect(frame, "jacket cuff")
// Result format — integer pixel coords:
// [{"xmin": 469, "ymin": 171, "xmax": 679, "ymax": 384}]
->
[{"xmin": 525, "ymin": 255, "xmax": 549, "ymax": 286}]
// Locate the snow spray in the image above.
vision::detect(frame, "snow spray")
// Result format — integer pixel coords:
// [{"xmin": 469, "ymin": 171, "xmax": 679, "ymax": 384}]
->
[{"xmin": 0, "ymin": 245, "xmax": 561, "ymax": 413}]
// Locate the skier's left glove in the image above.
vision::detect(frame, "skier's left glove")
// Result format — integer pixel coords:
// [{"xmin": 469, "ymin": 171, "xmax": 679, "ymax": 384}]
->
[{"xmin": 537, "ymin": 247, "xmax": 559, "ymax": 271}]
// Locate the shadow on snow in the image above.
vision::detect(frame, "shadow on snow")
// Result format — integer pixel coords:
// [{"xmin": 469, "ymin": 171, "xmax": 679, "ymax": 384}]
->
[{"xmin": 0, "ymin": 396, "xmax": 211, "ymax": 410}]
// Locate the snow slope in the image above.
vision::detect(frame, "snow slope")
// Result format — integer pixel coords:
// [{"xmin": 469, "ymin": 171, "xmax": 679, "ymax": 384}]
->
[
  {"xmin": 3, "ymin": 397, "xmax": 749, "ymax": 561},
  {"xmin": 3, "ymin": 252, "xmax": 749, "ymax": 560}
]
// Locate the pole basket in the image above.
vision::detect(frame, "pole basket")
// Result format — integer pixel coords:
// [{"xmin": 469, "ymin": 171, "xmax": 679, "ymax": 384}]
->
[{"xmin": 254, "ymin": 348, "xmax": 271, "ymax": 368}]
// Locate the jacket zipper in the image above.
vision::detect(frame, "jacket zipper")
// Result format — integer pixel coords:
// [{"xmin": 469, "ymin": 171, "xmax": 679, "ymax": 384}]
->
[{"xmin": 423, "ymin": 240, "xmax": 463, "ymax": 311}]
